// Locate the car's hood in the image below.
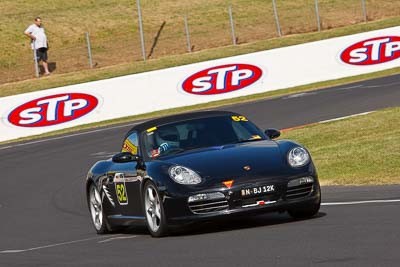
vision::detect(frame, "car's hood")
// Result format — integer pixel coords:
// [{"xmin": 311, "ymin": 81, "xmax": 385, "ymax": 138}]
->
[{"xmin": 162, "ymin": 140, "xmax": 288, "ymax": 183}]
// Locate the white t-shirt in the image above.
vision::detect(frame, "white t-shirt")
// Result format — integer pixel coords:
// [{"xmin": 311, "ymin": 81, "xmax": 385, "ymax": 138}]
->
[{"xmin": 25, "ymin": 24, "xmax": 48, "ymax": 50}]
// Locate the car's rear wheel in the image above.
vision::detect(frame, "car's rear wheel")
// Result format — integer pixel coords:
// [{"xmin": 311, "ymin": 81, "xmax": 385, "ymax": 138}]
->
[
  {"xmin": 143, "ymin": 181, "xmax": 168, "ymax": 237},
  {"xmin": 88, "ymin": 184, "xmax": 111, "ymax": 234},
  {"xmin": 287, "ymin": 186, "xmax": 321, "ymax": 219}
]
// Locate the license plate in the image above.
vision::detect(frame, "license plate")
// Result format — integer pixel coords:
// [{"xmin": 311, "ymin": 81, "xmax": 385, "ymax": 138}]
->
[{"xmin": 241, "ymin": 185, "xmax": 275, "ymax": 197}]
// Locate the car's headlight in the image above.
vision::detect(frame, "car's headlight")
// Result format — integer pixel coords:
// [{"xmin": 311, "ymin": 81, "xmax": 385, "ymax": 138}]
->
[
  {"xmin": 169, "ymin": 166, "xmax": 202, "ymax": 185},
  {"xmin": 288, "ymin": 147, "xmax": 310, "ymax": 168}
]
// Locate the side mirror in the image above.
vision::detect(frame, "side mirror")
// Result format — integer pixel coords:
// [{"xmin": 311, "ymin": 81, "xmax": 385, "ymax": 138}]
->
[
  {"xmin": 265, "ymin": 128, "xmax": 281, "ymax": 139},
  {"xmin": 112, "ymin": 152, "xmax": 140, "ymax": 163}
]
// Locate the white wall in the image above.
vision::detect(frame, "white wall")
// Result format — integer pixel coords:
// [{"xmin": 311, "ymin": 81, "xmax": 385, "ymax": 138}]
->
[{"xmin": 1, "ymin": 26, "xmax": 400, "ymax": 142}]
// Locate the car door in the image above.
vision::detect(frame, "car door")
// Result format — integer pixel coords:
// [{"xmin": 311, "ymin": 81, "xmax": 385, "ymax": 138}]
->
[{"xmin": 109, "ymin": 131, "xmax": 144, "ymax": 217}]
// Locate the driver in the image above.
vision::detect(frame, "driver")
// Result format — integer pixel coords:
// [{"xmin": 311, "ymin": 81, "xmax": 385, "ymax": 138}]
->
[{"xmin": 151, "ymin": 127, "xmax": 180, "ymax": 157}]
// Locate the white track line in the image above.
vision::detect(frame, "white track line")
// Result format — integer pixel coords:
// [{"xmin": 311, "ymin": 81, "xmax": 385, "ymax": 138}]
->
[
  {"xmin": 318, "ymin": 111, "xmax": 375, "ymax": 124},
  {"xmin": 322, "ymin": 199, "xmax": 400, "ymax": 206},
  {"xmin": 364, "ymin": 81, "xmax": 400, "ymax": 88},
  {"xmin": 98, "ymin": 236, "xmax": 137, "ymax": 243},
  {"xmin": 334, "ymin": 84, "xmax": 363, "ymax": 90},
  {"xmin": 283, "ymin": 92, "xmax": 318, "ymax": 99},
  {"xmin": 0, "ymin": 234, "xmax": 138, "ymax": 254},
  {"xmin": 282, "ymin": 84, "xmax": 364, "ymax": 100},
  {"xmin": 0, "ymin": 122, "xmax": 140, "ymax": 151},
  {"xmin": 0, "ymin": 236, "xmax": 107, "ymax": 254}
]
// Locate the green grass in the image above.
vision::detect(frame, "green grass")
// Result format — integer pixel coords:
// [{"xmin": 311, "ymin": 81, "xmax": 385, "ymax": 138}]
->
[{"xmin": 281, "ymin": 107, "xmax": 400, "ymax": 186}]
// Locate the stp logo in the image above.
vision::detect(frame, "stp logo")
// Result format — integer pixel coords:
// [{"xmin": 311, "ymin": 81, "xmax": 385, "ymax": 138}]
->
[
  {"xmin": 182, "ymin": 64, "xmax": 262, "ymax": 95},
  {"xmin": 8, "ymin": 93, "xmax": 98, "ymax": 127},
  {"xmin": 341, "ymin": 36, "xmax": 400, "ymax": 65}
]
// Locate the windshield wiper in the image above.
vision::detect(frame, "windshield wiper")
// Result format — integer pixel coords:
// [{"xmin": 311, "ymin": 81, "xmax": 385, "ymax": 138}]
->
[
  {"xmin": 160, "ymin": 148, "xmax": 187, "ymax": 156},
  {"xmin": 234, "ymin": 138, "xmax": 264, "ymax": 144}
]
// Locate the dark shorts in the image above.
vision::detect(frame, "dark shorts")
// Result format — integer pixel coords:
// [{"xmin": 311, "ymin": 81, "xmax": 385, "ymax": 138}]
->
[{"xmin": 35, "ymin": 47, "xmax": 48, "ymax": 62}]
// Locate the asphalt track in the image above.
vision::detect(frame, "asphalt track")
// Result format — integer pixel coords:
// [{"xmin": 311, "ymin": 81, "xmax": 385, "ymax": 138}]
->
[{"xmin": 1, "ymin": 74, "xmax": 400, "ymax": 266}]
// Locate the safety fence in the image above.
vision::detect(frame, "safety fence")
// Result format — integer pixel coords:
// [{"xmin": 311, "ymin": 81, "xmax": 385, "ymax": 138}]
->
[{"xmin": 1, "ymin": 0, "xmax": 399, "ymax": 85}]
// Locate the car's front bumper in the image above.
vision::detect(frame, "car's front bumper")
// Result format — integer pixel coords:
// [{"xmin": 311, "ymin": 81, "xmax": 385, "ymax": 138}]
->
[{"xmin": 163, "ymin": 176, "xmax": 321, "ymax": 224}]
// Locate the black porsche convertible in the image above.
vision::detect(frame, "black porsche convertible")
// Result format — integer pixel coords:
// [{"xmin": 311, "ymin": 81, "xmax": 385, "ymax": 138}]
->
[{"xmin": 86, "ymin": 111, "xmax": 321, "ymax": 237}]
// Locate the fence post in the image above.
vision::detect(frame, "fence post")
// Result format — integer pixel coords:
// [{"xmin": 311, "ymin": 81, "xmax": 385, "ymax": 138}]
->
[
  {"xmin": 184, "ymin": 15, "xmax": 192, "ymax": 52},
  {"xmin": 315, "ymin": 0, "xmax": 321, "ymax": 32},
  {"xmin": 137, "ymin": 0, "xmax": 146, "ymax": 61},
  {"xmin": 361, "ymin": 0, "xmax": 367, "ymax": 22},
  {"xmin": 33, "ymin": 43, "xmax": 39, "ymax": 78},
  {"xmin": 272, "ymin": 0, "xmax": 282, "ymax": 37},
  {"xmin": 85, "ymin": 32, "xmax": 93, "ymax": 68},
  {"xmin": 7, "ymin": 61, "xmax": 11, "ymax": 83},
  {"xmin": 228, "ymin": 6, "xmax": 237, "ymax": 45}
]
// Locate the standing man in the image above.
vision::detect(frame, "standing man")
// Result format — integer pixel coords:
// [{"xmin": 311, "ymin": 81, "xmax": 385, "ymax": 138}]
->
[{"xmin": 24, "ymin": 17, "xmax": 50, "ymax": 75}]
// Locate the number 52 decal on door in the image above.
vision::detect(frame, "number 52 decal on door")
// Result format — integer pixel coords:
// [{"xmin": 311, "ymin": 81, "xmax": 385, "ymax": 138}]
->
[{"xmin": 114, "ymin": 173, "xmax": 128, "ymax": 205}]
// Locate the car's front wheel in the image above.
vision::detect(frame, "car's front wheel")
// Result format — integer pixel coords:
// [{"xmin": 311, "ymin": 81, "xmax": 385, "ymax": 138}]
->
[
  {"xmin": 88, "ymin": 184, "xmax": 111, "ymax": 234},
  {"xmin": 143, "ymin": 181, "xmax": 168, "ymax": 237}
]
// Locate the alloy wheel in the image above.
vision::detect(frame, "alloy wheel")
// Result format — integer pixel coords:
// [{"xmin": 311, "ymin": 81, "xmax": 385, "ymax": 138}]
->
[{"xmin": 144, "ymin": 185, "xmax": 162, "ymax": 233}]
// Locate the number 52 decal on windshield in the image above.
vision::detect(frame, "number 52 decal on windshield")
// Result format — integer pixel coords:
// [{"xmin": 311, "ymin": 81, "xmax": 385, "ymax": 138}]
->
[{"xmin": 231, "ymin": 115, "xmax": 248, "ymax": 122}]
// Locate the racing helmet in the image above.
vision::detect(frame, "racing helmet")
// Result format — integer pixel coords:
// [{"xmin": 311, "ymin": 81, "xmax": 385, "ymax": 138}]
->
[{"xmin": 155, "ymin": 126, "xmax": 180, "ymax": 148}]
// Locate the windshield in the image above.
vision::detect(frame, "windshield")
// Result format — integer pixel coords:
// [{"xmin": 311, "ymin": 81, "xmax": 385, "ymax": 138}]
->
[{"xmin": 143, "ymin": 115, "xmax": 266, "ymax": 159}]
